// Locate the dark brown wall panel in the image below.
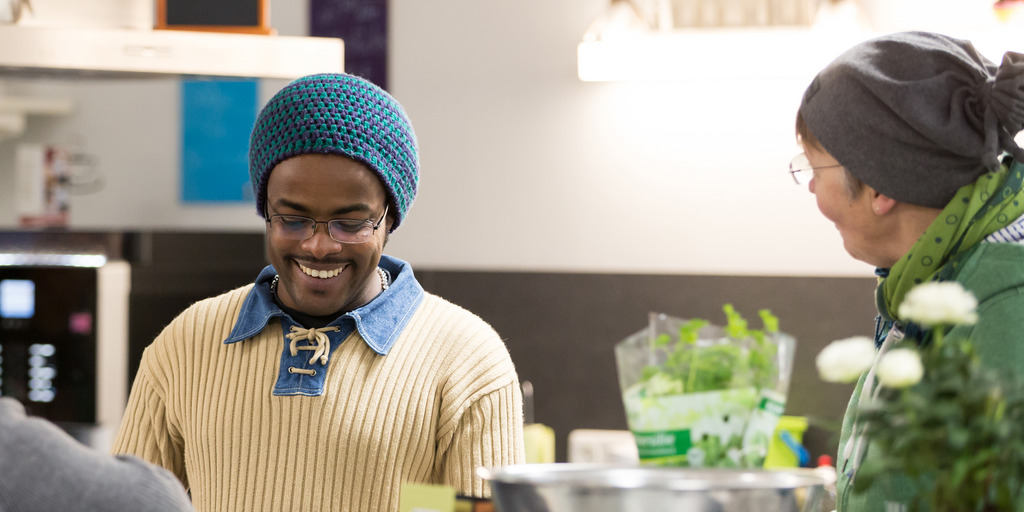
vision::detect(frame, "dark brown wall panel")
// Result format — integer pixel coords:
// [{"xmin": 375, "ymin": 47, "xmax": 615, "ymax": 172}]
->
[{"xmin": 416, "ymin": 269, "xmax": 875, "ymax": 463}]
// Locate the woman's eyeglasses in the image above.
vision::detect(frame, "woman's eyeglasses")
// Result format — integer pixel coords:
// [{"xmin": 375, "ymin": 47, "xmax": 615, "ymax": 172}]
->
[{"xmin": 789, "ymin": 153, "xmax": 843, "ymax": 185}]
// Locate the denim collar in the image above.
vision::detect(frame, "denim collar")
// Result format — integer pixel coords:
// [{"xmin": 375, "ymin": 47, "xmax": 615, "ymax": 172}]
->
[{"xmin": 223, "ymin": 254, "xmax": 424, "ymax": 355}]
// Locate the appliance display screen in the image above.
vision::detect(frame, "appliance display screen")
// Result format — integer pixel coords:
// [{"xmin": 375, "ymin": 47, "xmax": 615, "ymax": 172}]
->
[
  {"xmin": 0, "ymin": 279, "xmax": 35, "ymax": 319},
  {"xmin": 0, "ymin": 267, "xmax": 98, "ymax": 423}
]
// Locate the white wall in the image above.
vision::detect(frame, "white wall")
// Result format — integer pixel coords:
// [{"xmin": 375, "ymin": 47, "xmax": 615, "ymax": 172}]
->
[
  {"xmin": 386, "ymin": 1, "xmax": 857, "ymax": 276},
  {"xmin": 0, "ymin": 0, "xmax": 1014, "ymax": 276}
]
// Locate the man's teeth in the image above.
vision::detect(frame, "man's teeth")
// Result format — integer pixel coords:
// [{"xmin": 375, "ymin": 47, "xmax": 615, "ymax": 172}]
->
[{"xmin": 299, "ymin": 264, "xmax": 343, "ymax": 279}]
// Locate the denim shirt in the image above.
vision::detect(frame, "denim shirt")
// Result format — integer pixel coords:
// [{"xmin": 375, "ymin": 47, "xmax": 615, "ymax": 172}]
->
[{"xmin": 222, "ymin": 254, "xmax": 425, "ymax": 397}]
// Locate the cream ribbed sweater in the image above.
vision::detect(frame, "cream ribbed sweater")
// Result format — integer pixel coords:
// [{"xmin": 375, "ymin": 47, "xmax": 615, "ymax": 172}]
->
[{"xmin": 112, "ymin": 284, "xmax": 524, "ymax": 512}]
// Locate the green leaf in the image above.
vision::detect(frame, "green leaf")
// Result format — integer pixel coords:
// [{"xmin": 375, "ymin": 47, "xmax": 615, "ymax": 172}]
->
[
  {"xmin": 722, "ymin": 304, "xmax": 748, "ymax": 339},
  {"xmin": 653, "ymin": 333, "xmax": 672, "ymax": 348},
  {"xmin": 758, "ymin": 309, "xmax": 779, "ymax": 333},
  {"xmin": 678, "ymin": 319, "xmax": 708, "ymax": 345}
]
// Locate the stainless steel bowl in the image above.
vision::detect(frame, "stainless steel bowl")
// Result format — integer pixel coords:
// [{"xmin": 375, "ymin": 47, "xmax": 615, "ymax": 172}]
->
[{"xmin": 479, "ymin": 463, "xmax": 827, "ymax": 512}]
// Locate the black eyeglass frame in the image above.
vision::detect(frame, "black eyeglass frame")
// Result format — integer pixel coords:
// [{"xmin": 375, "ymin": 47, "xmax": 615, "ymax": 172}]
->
[{"xmin": 266, "ymin": 205, "xmax": 389, "ymax": 244}]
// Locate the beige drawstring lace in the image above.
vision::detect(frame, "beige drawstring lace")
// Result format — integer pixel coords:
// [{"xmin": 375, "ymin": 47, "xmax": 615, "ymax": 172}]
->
[{"xmin": 286, "ymin": 326, "xmax": 340, "ymax": 375}]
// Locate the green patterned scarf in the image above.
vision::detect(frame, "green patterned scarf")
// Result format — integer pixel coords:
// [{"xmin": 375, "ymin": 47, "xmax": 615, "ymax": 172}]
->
[{"xmin": 879, "ymin": 160, "xmax": 1024, "ymax": 321}]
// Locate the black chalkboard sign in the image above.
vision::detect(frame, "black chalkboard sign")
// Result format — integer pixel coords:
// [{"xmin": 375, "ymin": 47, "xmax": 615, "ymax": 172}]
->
[
  {"xmin": 310, "ymin": 0, "xmax": 387, "ymax": 89},
  {"xmin": 157, "ymin": 0, "xmax": 272, "ymax": 34}
]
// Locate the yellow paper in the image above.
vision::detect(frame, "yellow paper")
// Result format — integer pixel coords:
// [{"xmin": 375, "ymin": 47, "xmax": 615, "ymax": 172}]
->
[
  {"xmin": 523, "ymin": 423, "xmax": 556, "ymax": 464},
  {"xmin": 399, "ymin": 482, "xmax": 456, "ymax": 512}
]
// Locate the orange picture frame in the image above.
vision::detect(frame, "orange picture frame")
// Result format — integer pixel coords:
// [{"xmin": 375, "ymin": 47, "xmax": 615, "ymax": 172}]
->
[{"xmin": 155, "ymin": 0, "xmax": 274, "ymax": 35}]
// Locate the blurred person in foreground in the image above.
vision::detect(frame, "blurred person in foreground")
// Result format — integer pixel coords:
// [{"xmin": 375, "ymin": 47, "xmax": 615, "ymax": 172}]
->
[
  {"xmin": 112, "ymin": 73, "xmax": 524, "ymax": 511},
  {"xmin": 792, "ymin": 31, "xmax": 1024, "ymax": 511},
  {"xmin": 0, "ymin": 397, "xmax": 193, "ymax": 511}
]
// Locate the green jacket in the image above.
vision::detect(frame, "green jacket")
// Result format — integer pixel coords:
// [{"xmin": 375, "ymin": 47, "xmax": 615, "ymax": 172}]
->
[{"xmin": 835, "ymin": 241, "xmax": 1024, "ymax": 511}]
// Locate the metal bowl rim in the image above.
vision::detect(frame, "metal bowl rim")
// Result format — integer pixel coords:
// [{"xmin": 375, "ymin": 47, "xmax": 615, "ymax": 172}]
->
[{"xmin": 480, "ymin": 463, "xmax": 826, "ymax": 491}]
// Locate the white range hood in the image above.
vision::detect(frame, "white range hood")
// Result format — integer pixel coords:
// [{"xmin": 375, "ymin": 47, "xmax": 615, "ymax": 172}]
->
[{"xmin": 0, "ymin": 24, "xmax": 344, "ymax": 79}]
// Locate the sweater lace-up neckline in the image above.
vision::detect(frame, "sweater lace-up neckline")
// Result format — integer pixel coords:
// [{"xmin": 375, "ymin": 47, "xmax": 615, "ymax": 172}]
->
[{"xmin": 286, "ymin": 326, "xmax": 340, "ymax": 375}]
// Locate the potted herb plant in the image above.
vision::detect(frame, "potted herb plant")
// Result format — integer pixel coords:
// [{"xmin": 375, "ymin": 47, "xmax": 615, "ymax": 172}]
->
[{"xmin": 615, "ymin": 305, "xmax": 795, "ymax": 467}]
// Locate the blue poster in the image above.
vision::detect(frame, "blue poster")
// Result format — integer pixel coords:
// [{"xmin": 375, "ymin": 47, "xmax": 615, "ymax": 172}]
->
[{"xmin": 180, "ymin": 78, "xmax": 258, "ymax": 203}]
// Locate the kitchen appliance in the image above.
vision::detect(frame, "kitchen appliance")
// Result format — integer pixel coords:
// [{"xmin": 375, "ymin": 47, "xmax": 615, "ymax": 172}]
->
[
  {"xmin": 479, "ymin": 463, "xmax": 827, "ymax": 512},
  {"xmin": 0, "ymin": 252, "xmax": 130, "ymax": 451}
]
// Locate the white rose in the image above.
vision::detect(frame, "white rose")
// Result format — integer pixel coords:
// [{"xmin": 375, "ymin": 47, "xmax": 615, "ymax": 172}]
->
[
  {"xmin": 898, "ymin": 281, "xmax": 978, "ymax": 327},
  {"xmin": 877, "ymin": 348, "xmax": 924, "ymax": 388},
  {"xmin": 816, "ymin": 336, "xmax": 875, "ymax": 383}
]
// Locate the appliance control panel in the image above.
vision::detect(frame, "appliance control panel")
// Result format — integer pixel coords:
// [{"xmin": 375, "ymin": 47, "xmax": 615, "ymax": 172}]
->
[
  {"xmin": 0, "ymin": 257, "xmax": 129, "ymax": 447},
  {"xmin": 0, "ymin": 267, "xmax": 99, "ymax": 423}
]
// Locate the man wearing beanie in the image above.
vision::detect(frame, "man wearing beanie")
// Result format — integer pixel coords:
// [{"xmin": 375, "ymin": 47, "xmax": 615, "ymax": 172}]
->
[
  {"xmin": 112, "ymin": 73, "xmax": 525, "ymax": 512},
  {"xmin": 794, "ymin": 32, "xmax": 1024, "ymax": 511}
]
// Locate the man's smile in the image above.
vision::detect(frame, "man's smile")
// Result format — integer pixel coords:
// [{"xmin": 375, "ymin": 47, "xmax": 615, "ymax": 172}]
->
[{"xmin": 298, "ymin": 262, "xmax": 346, "ymax": 279}]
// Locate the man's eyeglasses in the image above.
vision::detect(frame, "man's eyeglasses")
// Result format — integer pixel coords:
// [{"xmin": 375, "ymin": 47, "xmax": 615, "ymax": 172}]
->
[
  {"xmin": 789, "ymin": 153, "xmax": 843, "ymax": 185},
  {"xmin": 268, "ymin": 205, "xmax": 388, "ymax": 244}
]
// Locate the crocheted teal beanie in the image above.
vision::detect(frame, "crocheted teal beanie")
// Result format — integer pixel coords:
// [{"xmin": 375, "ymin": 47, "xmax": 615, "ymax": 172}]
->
[{"xmin": 248, "ymin": 73, "xmax": 419, "ymax": 229}]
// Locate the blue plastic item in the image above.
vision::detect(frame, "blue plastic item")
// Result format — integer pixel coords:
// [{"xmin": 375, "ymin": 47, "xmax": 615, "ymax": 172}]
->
[{"xmin": 778, "ymin": 430, "xmax": 811, "ymax": 467}]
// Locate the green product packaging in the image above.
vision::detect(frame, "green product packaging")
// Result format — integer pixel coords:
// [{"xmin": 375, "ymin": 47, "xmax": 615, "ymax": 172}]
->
[{"xmin": 615, "ymin": 309, "xmax": 795, "ymax": 468}]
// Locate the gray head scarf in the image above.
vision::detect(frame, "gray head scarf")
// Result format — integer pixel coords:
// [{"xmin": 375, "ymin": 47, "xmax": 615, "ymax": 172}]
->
[{"xmin": 800, "ymin": 31, "xmax": 1024, "ymax": 208}]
